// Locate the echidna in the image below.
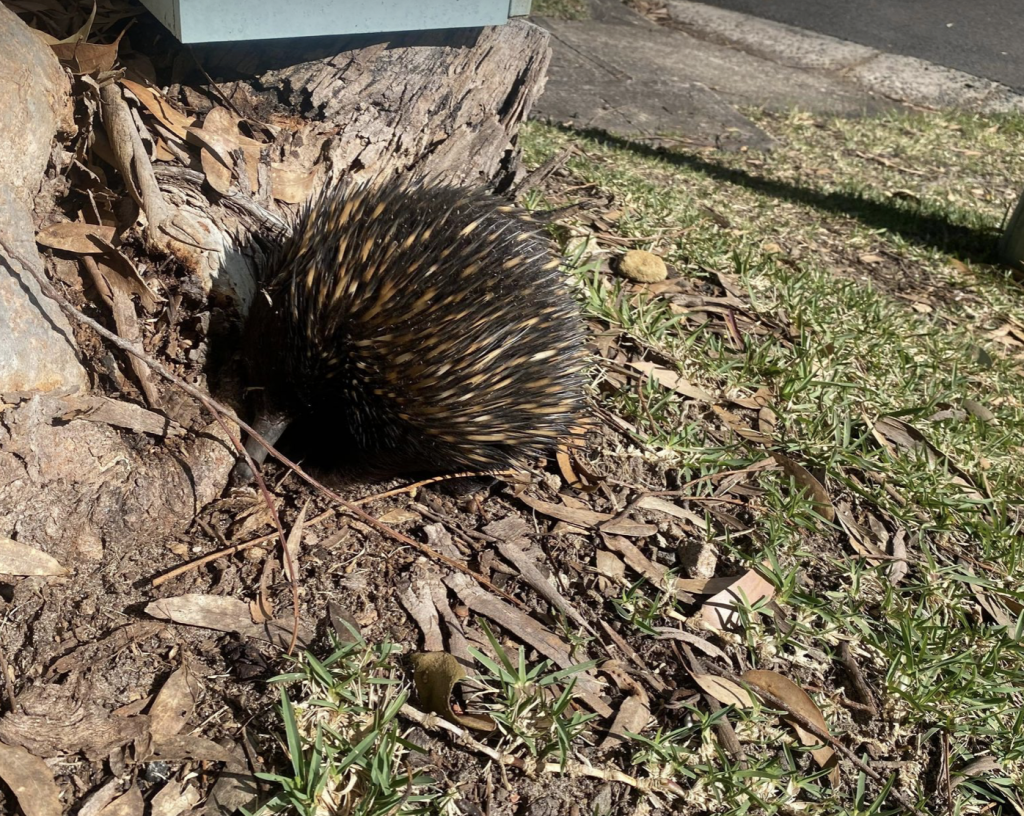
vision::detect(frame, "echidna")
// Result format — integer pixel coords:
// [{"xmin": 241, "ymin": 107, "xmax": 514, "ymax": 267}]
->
[{"xmin": 236, "ymin": 175, "xmax": 588, "ymax": 478}]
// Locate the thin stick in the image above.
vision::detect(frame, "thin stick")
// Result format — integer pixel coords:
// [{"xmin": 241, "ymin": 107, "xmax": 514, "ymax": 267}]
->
[
  {"xmin": 511, "ymin": 145, "xmax": 575, "ymax": 198},
  {"xmin": 187, "ymin": 46, "xmax": 246, "ymax": 120},
  {"xmin": 98, "ymin": 82, "xmax": 171, "ymax": 251},
  {"xmin": 153, "ymin": 508, "xmax": 337, "ymax": 587},
  {"xmin": 838, "ymin": 641, "xmax": 878, "ymax": 718},
  {"xmin": 399, "ymin": 704, "xmax": 684, "ymax": 796},
  {"xmin": 2, "ymin": 236, "xmax": 517, "ymax": 607},
  {"xmin": 0, "ymin": 642, "xmax": 19, "ymax": 715},
  {"xmin": 154, "ymin": 468, "xmax": 517, "ymax": 587},
  {"xmin": 353, "ymin": 469, "xmax": 514, "ymax": 505}
]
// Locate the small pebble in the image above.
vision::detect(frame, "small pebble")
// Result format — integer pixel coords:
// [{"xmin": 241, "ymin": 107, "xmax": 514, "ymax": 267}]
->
[{"xmin": 618, "ymin": 249, "xmax": 667, "ymax": 283}]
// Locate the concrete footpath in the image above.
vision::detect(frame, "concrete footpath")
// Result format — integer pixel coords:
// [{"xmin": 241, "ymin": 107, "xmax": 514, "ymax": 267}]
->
[{"xmin": 532, "ymin": 0, "xmax": 1024, "ymax": 150}]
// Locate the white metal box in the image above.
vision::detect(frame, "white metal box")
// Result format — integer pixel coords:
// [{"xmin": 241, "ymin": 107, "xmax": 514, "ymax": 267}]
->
[{"xmin": 138, "ymin": 0, "xmax": 533, "ymax": 44}]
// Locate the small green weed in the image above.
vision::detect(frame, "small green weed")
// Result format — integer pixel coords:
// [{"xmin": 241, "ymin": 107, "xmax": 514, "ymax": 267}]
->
[
  {"xmin": 251, "ymin": 630, "xmax": 452, "ymax": 816},
  {"xmin": 467, "ymin": 621, "xmax": 598, "ymax": 766}
]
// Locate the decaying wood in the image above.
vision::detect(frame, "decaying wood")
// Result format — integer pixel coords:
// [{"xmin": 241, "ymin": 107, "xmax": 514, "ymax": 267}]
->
[
  {"xmin": 0, "ymin": 1, "xmax": 551, "ymax": 555},
  {"xmin": 98, "ymin": 81, "xmax": 174, "ymax": 253},
  {"xmin": 248, "ymin": 22, "xmax": 550, "ymax": 191}
]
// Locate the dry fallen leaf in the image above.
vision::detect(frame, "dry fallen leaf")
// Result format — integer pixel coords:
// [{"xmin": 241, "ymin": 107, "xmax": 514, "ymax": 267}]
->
[
  {"xmin": 600, "ymin": 693, "xmax": 652, "ymax": 750},
  {"xmin": 145, "ymin": 594, "xmax": 311, "ymax": 647},
  {"xmin": 712, "ymin": 404, "xmax": 774, "ymax": 444},
  {"xmin": 636, "ymin": 495, "xmax": 706, "ymax": 527},
  {"xmin": 519, "ymin": 494, "xmax": 623, "ymax": 530},
  {"xmin": 873, "ymin": 415, "xmax": 982, "ymax": 498},
  {"xmin": 121, "ymin": 78, "xmax": 196, "ymax": 140},
  {"xmin": 692, "ymin": 673, "xmax": 755, "ymax": 707},
  {"xmin": 600, "ymin": 517, "xmax": 659, "ymax": 537},
  {"xmin": 146, "ymin": 594, "xmax": 254, "ymax": 633},
  {"xmin": 410, "ymin": 651, "xmax": 495, "ymax": 732},
  {"xmin": 149, "ymin": 666, "xmax": 200, "ymax": 738},
  {"xmin": 555, "ymin": 427, "xmax": 599, "ymax": 492},
  {"xmin": 150, "ymin": 780, "xmax": 201, "ymax": 816},
  {"xmin": 148, "ymin": 734, "xmax": 234, "ymax": 764},
  {"xmin": 888, "ymin": 528, "xmax": 909, "ymax": 585},
  {"xmin": 498, "ymin": 537, "xmax": 592, "ymax": 632},
  {"xmin": 628, "ymin": 361, "xmax": 716, "ymax": 403},
  {"xmin": 0, "ymin": 538, "xmax": 68, "ymax": 577},
  {"xmin": 200, "ymin": 147, "xmax": 233, "ymax": 195},
  {"xmin": 93, "ymin": 784, "xmax": 144, "ymax": 816},
  {"xmin": 271, "ymin": 162, "xmax": 316, "ymax": 204},
  {"xmin": 50, "ymin": 29, "xmax": 126, "ymax": 75},
  {"xmin": 595, "ymin": 550, "xmax": 627, "ymax": 583},
  {"xmin": 743, "ymin": 669, "xmax": 840, "ymax": 785},
  {"xmin": 725, "ymin": 388, "xmax": 773, "ymax": 411},
  {"xmin": 90, "ymin": 241, "xmax": 164, "ymax": 313},
  {"xmin": 603, "ymin": 534, "xmax": 740, "ymax": 603},
  {"xmin": 951, "ymin": 755, "xmax": 1003, "ymax": 786},
  {"xmin": 656, "ymin": 627, "xmax": 730, "ymax": 661},
  {"xmin": 154, "ymin": 138, "xmax": 176, "ymax": 162},
  {"xmin": 963, "ymin": 398, "xmax": 997, "ymax": 425},
  {"xmin": 772, "ymin": 452, "xmax": 835, "ymax": 523},
  {"xmin": 282, "ymin": 501, "xmax": 308, "ymax": 583},
  {"xmin": 0, "ymin": 741, "xmax": 63, "ymax": 816},
  {"xmin": 833, "ymin": 501, "xmax": 888, "ymax": 564},
  {"xmin": 444, "ymin": 572, "xmax": 609, "ymax": 715},
  {"xmin": 47, "ymin": 3, "xmax": 125, "ymax": 77},
  {"xmin": 35, "ymin": 222, "xmax": 116, "ymax": 254},
  {"xmin": 188, "ymin": 107, "xmax": 265, "ymax": 194},
  {"xmin": 51, "ymin": 0, "xmax": 96, "ymax": 44},
  {"xmin": 701, "ymin": 567, "xmax": 776, "ymax": 632}
]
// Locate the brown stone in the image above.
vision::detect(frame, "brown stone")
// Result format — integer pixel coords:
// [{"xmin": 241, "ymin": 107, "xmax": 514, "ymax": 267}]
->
[{"xmin": 619, "ymin": 250, "xmax": 668, "ymax": 283}]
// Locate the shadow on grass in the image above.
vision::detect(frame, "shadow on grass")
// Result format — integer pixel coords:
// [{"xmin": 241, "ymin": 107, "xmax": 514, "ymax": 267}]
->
[{"xmin": 567, "ymin": 127, "xmax": 1002, "ymax": 266}]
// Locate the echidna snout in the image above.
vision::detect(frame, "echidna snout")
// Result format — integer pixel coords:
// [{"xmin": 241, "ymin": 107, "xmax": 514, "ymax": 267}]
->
[{"xmin": 236, "ymin": 176, "xmax": 588, "ymax": 478}]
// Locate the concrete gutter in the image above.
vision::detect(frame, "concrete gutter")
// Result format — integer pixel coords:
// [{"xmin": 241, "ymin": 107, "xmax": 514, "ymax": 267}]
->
[{"xmin": 666, "ymin": 1, "xmax": 1024, "ymax": 113}]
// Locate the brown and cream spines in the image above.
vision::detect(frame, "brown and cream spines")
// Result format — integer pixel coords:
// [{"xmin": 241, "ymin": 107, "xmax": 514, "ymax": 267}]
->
[{"xmin": 237, "ymin": 175, "xmax": 588, "ymax": 477}]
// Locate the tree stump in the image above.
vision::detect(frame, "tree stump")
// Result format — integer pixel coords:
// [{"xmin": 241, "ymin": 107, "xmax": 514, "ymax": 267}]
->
[{"xmin": 0, "ymin": 1, "xmax": 551, "ymax": 567}]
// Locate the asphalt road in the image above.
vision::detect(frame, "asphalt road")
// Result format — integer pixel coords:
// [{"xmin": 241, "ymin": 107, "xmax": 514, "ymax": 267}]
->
[{"xmin": 690, "ymin": 0, "xmax": 1024, "ymax": 91}]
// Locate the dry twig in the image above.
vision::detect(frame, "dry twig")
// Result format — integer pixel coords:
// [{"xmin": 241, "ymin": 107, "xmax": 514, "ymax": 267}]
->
[
  {"xmin": 400, "ymin": 703, "xmax": 684, "ymax": 796},
  {"xmin": 838, "ymin": 641, "xmax": 878, "ymax": 718}
]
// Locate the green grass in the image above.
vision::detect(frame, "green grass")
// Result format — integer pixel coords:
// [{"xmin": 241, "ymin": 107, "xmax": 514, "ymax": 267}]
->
[
  {"xmin": 251, "ymin": 624, "xmax": 600, "ymax": 814},
  {"xmin": 522, "ymin": 109, "xmax": 1024, "ymax": 814},
  {"xmin": 250, "ymin": 631, "xmax": 448, "ymax": 816},
  {"xmin": 258, "ymin": 109, "xmax": 1024, "ymax": 815},
  {"xmin": 467, "ymin": 621, "xmax": 599, "ymax": 765}
]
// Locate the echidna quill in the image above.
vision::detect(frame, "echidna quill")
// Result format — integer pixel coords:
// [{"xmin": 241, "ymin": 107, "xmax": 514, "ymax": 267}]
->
[{"xmin": 234, "ymin": 176, "xmax": 588, "ymax": 480}]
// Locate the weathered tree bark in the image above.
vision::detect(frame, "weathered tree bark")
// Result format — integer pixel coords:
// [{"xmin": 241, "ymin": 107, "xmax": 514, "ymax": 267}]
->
[
  {"xmin": 248, "ymin": 22, "xmax": 550, "ymax": 191},
  {"xmin": 0, "ymin": 3, "xmax": 551, "ymax": 559},
  {"xmin": 0, "ymin": 2, "xmax": 86, "ymax": 396}
]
